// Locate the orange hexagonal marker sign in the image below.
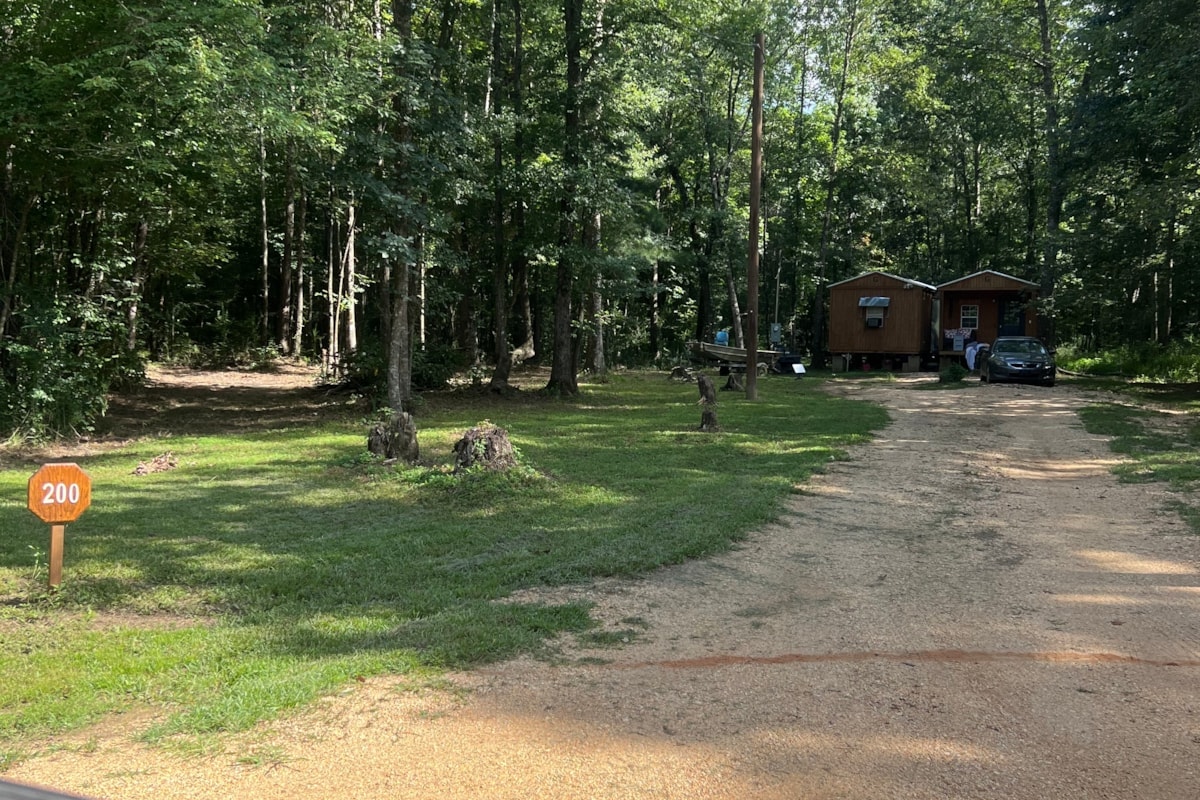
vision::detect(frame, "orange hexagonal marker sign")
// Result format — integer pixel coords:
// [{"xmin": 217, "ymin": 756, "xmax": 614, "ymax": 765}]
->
[
  {"xmin": 27, "ymin": 463, "xmax": 92, "ymax": 589},
  {"xmin": 28, "ymin": 463, "xmax": 92, "ymax": 524}
]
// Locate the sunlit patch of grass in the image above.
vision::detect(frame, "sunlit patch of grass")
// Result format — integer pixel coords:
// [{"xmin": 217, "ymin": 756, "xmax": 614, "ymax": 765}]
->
[
  {"xmin": 1079, "ymin": 401, "xmax": 1200, "ymax": 533},
  {"xmin": 1078, "ymin": 404, "xmax": 1177, "ymax": 456},
  {"xmin": 1070, "ymin": 375, "xmax": 1200, "ymax": 413}
]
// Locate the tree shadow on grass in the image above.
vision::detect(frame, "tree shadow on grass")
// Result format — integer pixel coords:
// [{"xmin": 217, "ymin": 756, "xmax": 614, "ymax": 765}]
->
[{"xmin": 97, "ymin": 376, "xmax": 361, "ymax": 439}]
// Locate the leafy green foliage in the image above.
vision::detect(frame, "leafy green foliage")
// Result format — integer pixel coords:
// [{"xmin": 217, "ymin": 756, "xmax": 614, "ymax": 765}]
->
[
  {"xmin": 338, "ymin": 340, "xmax": 470, "ymax": 402},
  {"xmin": 939, "ymin": 362, "xmax": 969, "ymax": 383},
  {"xmin": 0, "ymin": 297, "xmax": 143, "ymax": 440},
  {"xmin": 0, "ymin": 0, "xmax": 1196, "ymax": 445},
  {"xmin": 1060, "ymin": 341, "xmax": 1200, "ymax": 384}
]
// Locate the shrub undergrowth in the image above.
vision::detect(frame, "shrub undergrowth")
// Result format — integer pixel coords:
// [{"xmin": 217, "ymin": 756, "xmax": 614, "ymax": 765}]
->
[
  {"xmin": 0, "ymin": 296, "xmax": 143, "ymax": 441},
  {"xmin": 1059, "ymin": 340, "xmax": 1200, "ymax": 383}
]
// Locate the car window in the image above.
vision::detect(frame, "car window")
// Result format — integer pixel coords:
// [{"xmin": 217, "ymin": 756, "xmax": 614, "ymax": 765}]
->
[{"xmin": 995, "ymin": 340, "xmax": 1047, "ymax": 357}]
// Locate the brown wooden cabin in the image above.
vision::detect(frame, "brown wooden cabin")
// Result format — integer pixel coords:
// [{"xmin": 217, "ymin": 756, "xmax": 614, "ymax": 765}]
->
[
  {"xmin": 827, "ymin": 271, "xmax": 936, "ymax": 371},
  {"xmin": 936, "ymin": 270, "xmax": 1040, "ymax": 361}
]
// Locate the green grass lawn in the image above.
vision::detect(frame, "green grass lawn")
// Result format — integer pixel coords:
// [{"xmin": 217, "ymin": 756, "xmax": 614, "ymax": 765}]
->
[
  {"xmin": 1076, "ymin": 378, "xmax": 1200, "ymax": 533},
  {"xmin": 1079, "ymin": 401, "xmax": 1200, "ymax": 489},
  {"xmin": 0, "ymin": 370, "xmax": 887, "ymax": 764}
]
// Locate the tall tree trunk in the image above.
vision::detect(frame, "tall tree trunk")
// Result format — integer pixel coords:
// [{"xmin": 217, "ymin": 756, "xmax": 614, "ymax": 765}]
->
[
  {"xmin": 1036, "ymin": 0, "xmax": 1062, "ymax": 349},
  {"xmin": 417, "ymin": 232, "xmax": 427, "ymax": 348},
  {"xmin": 585, "ymin": 211, "xmax": 606, "ymax": 376},
  {"xmin": 125, "ymin": 218, "xmax": 149, "ymax": 352},
  {"xmin": 292, "ymin": 190, "xmax": 307, "ymax": 357},
  {"xmin": 649, "ymin": 190, "xmax": 663, "ymax": 361},
  {"xmin": 488, "ymin": 0, "xmax": 512, "ymax": 391},
  {"xmin": 326, "ymin": 190, "xmax": 340, "ymax": 375},
  {"xmin": 344, "ymin": 196, "xmax": 358, "ymax": 356},
  {"xmin": 745, "ymin": 31, "xmax": 764, "ymax": 401},
  {"xmin": 547, "ymin": 0, "xmax": 583, "ymax": 395},
  {"xmin": 723, "ymin": 258, "xmax": 744, "ymax": 348},
  {"xmin": 509, "ymin": 0, "xmax": 535, "ymax": 364},
  {"xmin": 578, "ymin": 0, "xmax": 607, "ymax": 372},
  {"xmin": 371, "ymin": 0, "xmax": 390, "ymax": 373},
  {"xmin": 695, "ymin": 227, "xmax": 713, "ymax": 344},
  {"xmin": 335, "ymin": 217, "xmax": 348, "ymax": 362},
  {"xmin": 387, "ymin": 248, "xmax": 413, "ymax": 412},
  {"xmin": 259, "ymin": 126, "xmax": 270, "ymax": 345},
  {"xmin": 711, "ymin": 104, "xmax": 743, "ymax": 348},
  {"xmin": 387, "ymin": 0, "xmax": 417, "ymax": 414},
  {"xmin": 1160, "ymin": 204, "xmax": 1177, "ymax": 344},
  {"xmin": 277, "ymin": 153, "xmax": 295, "ymax": 355}
]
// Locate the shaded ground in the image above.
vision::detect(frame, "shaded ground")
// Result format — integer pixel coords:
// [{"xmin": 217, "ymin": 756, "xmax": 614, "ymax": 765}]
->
[
  {"xmin": 98, "ymin": 364, "xmax": 348, "ymax": 437},
  {"xmin": 0, "ymin": 364, "xmax": 343, "ymax": 472},
  {"xmin": 6, "ymin": 373, "xmax": 1200, "ymax": 799}
]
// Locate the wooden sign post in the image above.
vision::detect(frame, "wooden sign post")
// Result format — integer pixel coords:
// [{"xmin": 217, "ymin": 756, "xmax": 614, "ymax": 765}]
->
[{"xmin": 27, "ymin": 463, "xmax": 92, "ymax": 589}]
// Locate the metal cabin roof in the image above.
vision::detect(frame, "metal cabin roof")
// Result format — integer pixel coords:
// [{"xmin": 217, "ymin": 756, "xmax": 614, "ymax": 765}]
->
[
  {"xmin": 936, "ymin": 269, "xmax": 1040, "ymax": 291},
  {"xmin": 827, "ymin": 271, "xmax": 937, "ymax": 292}
]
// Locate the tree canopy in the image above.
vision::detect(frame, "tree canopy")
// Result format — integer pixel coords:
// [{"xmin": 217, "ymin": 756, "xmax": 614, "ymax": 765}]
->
[{"xmin": 1, "ymin": 0, "xmax": 1197, "ymax": 436}]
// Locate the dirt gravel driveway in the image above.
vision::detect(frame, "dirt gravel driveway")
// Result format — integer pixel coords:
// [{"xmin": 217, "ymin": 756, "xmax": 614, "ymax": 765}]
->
[{"xmin": 8, "ymin": 377, "xmax": 1200, "ymax": 799}]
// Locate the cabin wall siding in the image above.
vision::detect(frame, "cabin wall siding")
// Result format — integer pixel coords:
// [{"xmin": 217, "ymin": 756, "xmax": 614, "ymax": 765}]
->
[
  {"xmin": 828, "ymin": 274, "xmax": 932, "ymax": 355},
  {"xmin": 938, "ymin": 273, "xmax": 1040, "ymax": 353}
]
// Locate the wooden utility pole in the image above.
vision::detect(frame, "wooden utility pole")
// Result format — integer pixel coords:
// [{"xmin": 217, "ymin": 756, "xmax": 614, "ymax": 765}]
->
[{"xmin": 746, "ymin": 33, "xmax": 765, "ymax": 401}]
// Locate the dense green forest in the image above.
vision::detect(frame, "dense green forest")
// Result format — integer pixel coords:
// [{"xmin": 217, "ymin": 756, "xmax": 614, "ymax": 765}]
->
[{"xmin": 1, "ymin": 0, "xmax": 1197, "ymax": 437}]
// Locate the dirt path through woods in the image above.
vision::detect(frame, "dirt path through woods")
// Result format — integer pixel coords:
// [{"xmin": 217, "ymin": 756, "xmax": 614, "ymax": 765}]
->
[{"xmin": 7, "ymin": 374, "xmax": 1200, "ymax": 799}]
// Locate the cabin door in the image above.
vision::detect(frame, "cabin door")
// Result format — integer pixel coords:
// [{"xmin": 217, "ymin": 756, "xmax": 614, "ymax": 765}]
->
[{"xmin": 998, "ymin": 300, "xmax": 1025, "ymax": 337}]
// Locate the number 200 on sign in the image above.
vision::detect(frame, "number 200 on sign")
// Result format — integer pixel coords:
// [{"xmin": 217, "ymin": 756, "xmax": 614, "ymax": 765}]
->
[
  {"xmin": 42, "ymin": 482, "xmax": 83, "ymax": 505},
  {"xmin": 28, "ymin": 463, "xmax": 92, "ymax": 524}
]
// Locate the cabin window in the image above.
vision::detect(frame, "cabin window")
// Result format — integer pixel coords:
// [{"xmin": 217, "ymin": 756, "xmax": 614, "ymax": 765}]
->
[
  {"xmin": 859, "ymin": 296, "xmax": 889, "ymax": 329},
  {"xmin": 960, "ymin": 304, "xmax": 979, "ymax": 330}
]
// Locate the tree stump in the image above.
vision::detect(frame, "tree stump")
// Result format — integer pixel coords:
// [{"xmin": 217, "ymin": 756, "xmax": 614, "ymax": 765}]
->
[
  {"xmin": 697, "ymin": 374, "xmax": 719, "ymax": 432},
  {"xmin": 367, "ymin": 412, "xmax": 420, "ymax": 463},
  {"xmin": 669, "ymin": 365, "xmax": 696, "ymax": 382},
  {"xmin": 453, "ymin": 423, "xmax": 517, "ymax": 473},
  {"xmin": 723, "ymin": 372, "xmax": 744, "ymax": 391}
]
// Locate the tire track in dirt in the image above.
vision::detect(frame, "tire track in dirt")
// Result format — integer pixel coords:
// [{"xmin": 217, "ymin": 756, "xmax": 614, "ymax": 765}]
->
[{"xmin": 617, "ymin": 650, "xmax": 1200, "ymax": 670}]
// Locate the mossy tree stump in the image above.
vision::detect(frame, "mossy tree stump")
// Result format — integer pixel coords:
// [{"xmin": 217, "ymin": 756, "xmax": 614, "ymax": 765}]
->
[
  {"xmin": 697, "ymin": 375, "xmax": 719, "ymax": 432},
  {"xmin": 367, "ymin": 412, "xmax": 420, "ymax": 463},
  {"xmin": 453, "ymin": 422, "xmax": 517, "ymax": 473}
]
